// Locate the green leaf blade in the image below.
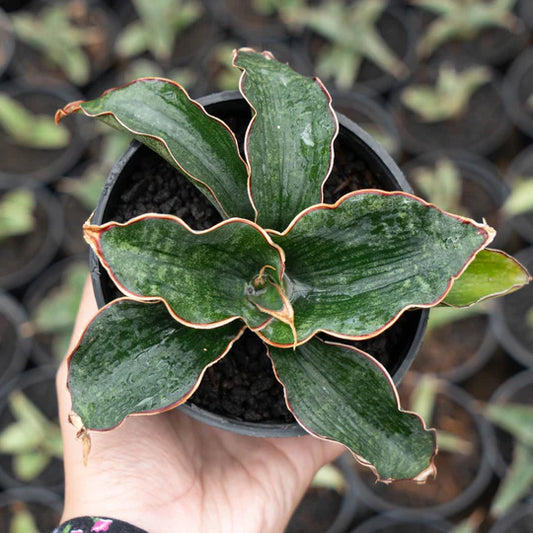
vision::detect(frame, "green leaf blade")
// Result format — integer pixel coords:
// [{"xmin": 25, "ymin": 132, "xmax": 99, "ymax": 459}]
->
[
  {"xmin": 261, "ymin": 191, "xmax": 494, "ymax": 347},
  {"xmin": 56, "ymin": 78, "xmax": 253, "ymax": 219},
  {"xmin": 86, "ymin": 215, "xmax": 286, "ymax": 331},
  {"xmin": 234, "ymin": 49, "xmax": 338, "ymax": 232},
  {"xmin": 68, "ymin": 299, "xmax": 243, "ymax": 430},
  {"xmin": 443, "ymin": 249, "xmax": 532, "ymax": 307},
  {"xmin": 269, "ymin": 338, "xmax": 437, "ymax": 482}
]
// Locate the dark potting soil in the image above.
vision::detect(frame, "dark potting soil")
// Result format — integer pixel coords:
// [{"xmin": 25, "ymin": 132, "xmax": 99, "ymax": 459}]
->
[
  {"xmin": 285, "ymin": 487, "xmax": 342, "ymax": 533},
  {"xmin": 102, "ymin": 120, "xmax": 415, "ymax": 425}
]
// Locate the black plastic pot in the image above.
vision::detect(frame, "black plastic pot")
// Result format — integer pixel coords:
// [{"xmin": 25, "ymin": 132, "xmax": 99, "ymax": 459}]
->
[
  {"xmin": 486, "ymin": 370, "xmax": 533, "ymax": 478},
  {"xmin": 0, "ymin": 487, "xmax": 63, "ymax": 532},
  {"xmin": 0, "ymin": 365, "xmax": 64, "ymax": 492},
  {"xmin": 0, "ymin": 8, "xmax": 14, "ymax": 79},
  {"xmin": 491, "ymin": 247, "xmax": 533, "ymax": 368},
  {"xmin": 286, "ymin": 452, "xmax": 360, "ymax": 533},
  {"xmin": 390, "ymin": 60, "xmax": 511, "ymax": 157},
  {"xmin": 519, "ymin": 0, "xmax": 533, "ymax": 31},
  {"xmin": 0, "ymin": 80, "xmax": 90, "ymax": 186},
  {"xmin": 503, "ymin": 47, "xmax": 533, "ymax": 140},
  {"xmin": 0, "ymin": 292, "xmax": 31, "ymax": 388},
  {"xmin": 505, "ymin": 146, "xmax": 533, "ymax": 244},
  {"xmin": 0, "ymin": 185, "xmax": 64, "ymax": 291},
  {"xmin": 301, "ymin": 6, "xmax": 417, "ymax": 95},
  {"xmin": 489, "ymin": 502, "xmax": 533, "ymax": 533},
  {"xmin": 350, "ymin": 381, "xmax": 495, "ymax": 518},
  {"xmin": 89, "ymin": 90, "xmax": 428, "ymax": 438},
  {"xmin": 351, "ymin": 510, "xmax": 453, "ymax": 532}
]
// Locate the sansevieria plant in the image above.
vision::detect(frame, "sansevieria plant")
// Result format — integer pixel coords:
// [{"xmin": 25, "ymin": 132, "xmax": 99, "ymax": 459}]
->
[{"xmin": 55, "ymin": 48, "xmax": 530, "ymax": 483}]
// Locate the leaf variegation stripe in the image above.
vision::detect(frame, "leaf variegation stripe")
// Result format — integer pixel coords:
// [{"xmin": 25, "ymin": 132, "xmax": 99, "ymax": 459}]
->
[
  {"xmin": 443, "ymin": 249, "xmax": 532, "ymax": 307},
  {"xmin": 268, "ymin": 338, "xmax": 437, "ymax": 482},
  {"xmin": 260, "ymin": 190, "xmax": 495, "ymax": 347},
  {"xmin": 234, "ymin": 48, "xmax": 339, "ymax": 232},
  {"xmin": 84, "ymin": 214, "xmax": 287, "ymax": 331},
  {"xmin": 55, "ymin": 78, "xmax": 253, "ymax": 220},
  {"xmin": 68, "ymin": 299, "xmax": 244, "ymax": 430}
]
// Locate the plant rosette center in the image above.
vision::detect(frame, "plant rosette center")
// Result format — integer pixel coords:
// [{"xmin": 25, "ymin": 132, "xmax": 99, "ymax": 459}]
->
[{"xmin": 56, "ymin": 48, "xmax": 531, "ymax": 483}]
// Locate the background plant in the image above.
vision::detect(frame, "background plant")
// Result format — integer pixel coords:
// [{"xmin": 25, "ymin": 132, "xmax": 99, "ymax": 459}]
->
[
  {"xmin": 115, "ymin": 0, "xmax": 203, "ymax": 63},
  {"xmin": 0, "ymin": 189, "xmax": 35, "ymax": 242},
  {"xmin": 400, "ymin": 63, "xmax": 491, "ymax": 122},
  {"xmin": 0, "ymin": 391, "xmax": 63, "ymax": 482},
  {"xmin": 408, "ymin": 0, "xmax": 523, "ymax": 59},
  {"xmin": 0, "ymin": 94, "xmax": 70, "ymax": 149},
  {"xmin": 281, "ymin": 0, "xmax": 408, "ymax": 89},
  {"xmin": 10, "ymin": 1, "xmax": 106, "ymax": 85}
]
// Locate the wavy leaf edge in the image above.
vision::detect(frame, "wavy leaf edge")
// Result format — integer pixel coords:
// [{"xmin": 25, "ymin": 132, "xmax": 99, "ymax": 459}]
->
[
  {"xmin": 257, "ymin": 188, "xmax": 496, "ymax": 348},
  {"xmin": 55, "ymin": 77, "xmax": 250, "ymax": 219},
  {"xmin": 66, "ymin": 297, "xmax": 247, "ymax": 436},
  {"xmin": 267, "ymin": 338, "xmax": 438, "ymax": 484},
  {"xmin": 233, "ymin": 47, "xmax": 340, "ymax": 225},
  {"xmin": 83, "ymin": 212, "xmax": 287, "ymax": 332}
]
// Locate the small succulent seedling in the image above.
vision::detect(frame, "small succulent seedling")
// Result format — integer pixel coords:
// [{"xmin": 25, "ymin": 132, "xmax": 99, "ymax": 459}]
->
[
  {"xmin": 0, "ymin": 94, "xmax": 70, "ymax": 149},
  {"xmin": 9, "ymin": 502, "xmax": 39, "ymax": 533},
  {"xmin": 10, "ymin": 1, "xmax": 105, "ymax": 85},
  {"xmin": 408, "ymin": 0, "xmax": 522, "ymax": 59},
  {"xmin": 0, "ymin": 391, "xmax": 63, "ymax": 482},
  {"xmin": 32, "ymin": 262, "xmax": 89, "ymax": 361},
  {"xmin": 483, "ymin": 401, "xmax": 533, "ymax": 517},
  {"xmin": 408, "ymin": 157, "xmax": 464, "ymax": 215},
  {"xmin": 56, "ymin": 48, "xmax": 530, "ymax": 483},
  {"xmin": 0, "ymin": 189, "xmax": 35, "ymax": 242},
  {"xmin": 400, "ymin": 63, "xmax": 491, "ymax": 122},
  {"xmin": 282, "ymin": 0, "xmax": 408, "ymax": 89},
  {"xmin": 115, "ymin": 0, "xmax": 203, "ymax": 62}
]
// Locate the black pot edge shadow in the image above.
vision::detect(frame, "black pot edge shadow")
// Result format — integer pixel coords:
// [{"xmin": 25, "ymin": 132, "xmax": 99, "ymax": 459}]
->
[
  {"xmin": 486, "ymin": 369, "xmax": 533, "ymax": 478},
  {"xmin": 0, "ymin": 292, "xmax": 32, "ymax": 387},
  {"xmin": 350, "ymin": 509, "xmax": 454, "ymax": 532},
  {"xmin": 88, "ymin": 90, "xmax": 428, "ymax": 439}
]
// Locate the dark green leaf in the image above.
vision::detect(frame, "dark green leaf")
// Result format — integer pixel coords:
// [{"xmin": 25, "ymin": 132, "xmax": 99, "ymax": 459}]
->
[
  {"xmin": 68, "ymin": 299, "xmax": 243, "ymax": 430},
  {"xmin": 56, "ymin": 78, "xmax": 253, "ymax": 219},
  {"xmin": 269, "ymin": 338, "xmax": 436, "ymax": 481},
  {"xmin": 234, "ymin": 48, "xmax": 338, "ymax": 232},
  {"xmin": 443, "ymin": 249, "xmax": 531, "ymax": 307},
  {"xmin": 260, "ymin": 191, "xmax": 494, "ymax": 347},
  {"xmin": 86, "ymin": 215, "xmax": 286, "ymax": 330}
]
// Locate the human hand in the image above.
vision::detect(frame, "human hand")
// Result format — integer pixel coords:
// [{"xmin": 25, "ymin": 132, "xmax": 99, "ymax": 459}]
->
[{"xmin": 57, "ymin": 279, "xmax": 344, "ymax": 533}]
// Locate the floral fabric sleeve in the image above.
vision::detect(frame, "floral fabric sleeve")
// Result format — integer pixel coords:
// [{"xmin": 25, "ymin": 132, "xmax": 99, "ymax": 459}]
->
[{"xmin": 53, "ymin": 516, "xmax": 148, "ymax": 533}]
